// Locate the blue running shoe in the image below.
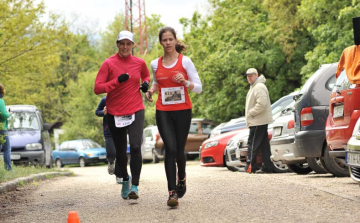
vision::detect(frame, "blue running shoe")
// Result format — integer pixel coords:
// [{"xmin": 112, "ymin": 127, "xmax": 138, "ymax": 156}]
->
[
  {"xmin": 128, "ymin": 185, "xmax": 139, "ymax": 199},
  {"xmin": 118, "ymin": 175, "xmax": 131, "ymax": 199}
]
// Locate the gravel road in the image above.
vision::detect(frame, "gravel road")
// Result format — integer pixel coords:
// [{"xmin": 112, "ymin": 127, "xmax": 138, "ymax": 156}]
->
[{"xmin": 1, "ymin": 161, "xmax": 360, "ymax": 223}]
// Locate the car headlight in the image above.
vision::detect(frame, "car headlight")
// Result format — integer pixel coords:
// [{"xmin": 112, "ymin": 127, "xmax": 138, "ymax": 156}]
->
[
  {"xmin": 86, "ymin": 153, "xmax": 94, "ymax": 157},
  {"xmin": 26, "ymin": 143, "xmax": 42, "ymax": 150},
  {"xmin": 204, "ymin": 141, "xmax": 219, "ymax": 149},
  {"xmin": 227, "ymin": 139, "xmax": 234, "ymax": 147},
  {"xmin": 210, "ymin": 130, "xmax": 221, "ymax": 138},
  {"xmin": 353, "ymin": 118, "xmax": 360, "ymax": 139}
]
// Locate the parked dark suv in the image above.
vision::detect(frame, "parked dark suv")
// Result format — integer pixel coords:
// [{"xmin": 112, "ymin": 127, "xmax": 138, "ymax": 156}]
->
[
  {"xmin": 325, "ymin": 68, "xmax": 360, "ymax": 177},
  {"xmin": 293, "ymin": 63, "xmax": 337, "ymax": 174},
  {"xmin": 0, "ymin": 105, "xmax": 53, "ymax": 167}
]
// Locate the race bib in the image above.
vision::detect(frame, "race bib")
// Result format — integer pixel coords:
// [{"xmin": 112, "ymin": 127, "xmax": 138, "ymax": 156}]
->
[
  {"xmin": 161, "ymin": 87, "xmax": 185, "ymax": 105},
  {"xmin": 114, "ymin": 114, "xmax": 135, "ymax": 128}
]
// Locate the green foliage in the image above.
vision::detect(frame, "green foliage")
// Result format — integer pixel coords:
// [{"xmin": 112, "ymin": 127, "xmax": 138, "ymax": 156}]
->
[
  {"xmin": 298, "ymin": 0, "xmax": 360, "ymax": 81},
  {"xmin": 181, "ymin": 0, "xmax": 307, "ymax": 123},
  {"xmin": 59, "ymin": 71, "xmax": 104, "ymax": 145}
]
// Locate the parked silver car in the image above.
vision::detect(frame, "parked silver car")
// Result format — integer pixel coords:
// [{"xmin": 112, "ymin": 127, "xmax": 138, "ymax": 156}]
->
[
  {"xmin": 346, "ymin": 117, "xmax": 360, "ymax": 183},
  {"xmin": 270, "ymin": 100, "xmax": 317, "ymax": 174},
  {"xmin": 142, "ymin": 125, "xmax": 159, "ymax": 163}
]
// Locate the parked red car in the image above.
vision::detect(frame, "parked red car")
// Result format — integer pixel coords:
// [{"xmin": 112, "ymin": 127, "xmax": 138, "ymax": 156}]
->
[
  {"xmin": 200, "ymin": 129, "xmax": 242, "ymax": 167},
  {"xmin": 325, "ymin": 68, "xmax": 360, "ymax": 177}
]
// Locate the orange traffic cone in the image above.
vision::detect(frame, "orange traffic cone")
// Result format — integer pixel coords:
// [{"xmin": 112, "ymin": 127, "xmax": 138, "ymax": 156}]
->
[
  {"xmin": 67, "ymin": 211, "xmax": 80, "ymax": 223},
  {"xmin": 246, "ymin": 164, "xmax": 252, "ymax": 173}
]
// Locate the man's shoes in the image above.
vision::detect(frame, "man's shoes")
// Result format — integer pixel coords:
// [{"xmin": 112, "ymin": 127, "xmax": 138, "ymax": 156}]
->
[
  {"xmin": 176, "ymin": 176, "xmax": 186, "ymax": 198},
  {"xmin": 167, "ymin": 190, "xmax": 179, "ymax": 207},
  {"xmin": 254, "ymin": 169, "xmax": 273, "ymax": 174},
  {"xmin": 108, "ymin": 162, "xmax": 115, "ymax": 175},
  {"xmin": 117, "ymin": 175, "xmax": 131, "ymax": 199},
  {"xmin": 128, "ymin": 185, "xmax": 139, "ymax": 200}
]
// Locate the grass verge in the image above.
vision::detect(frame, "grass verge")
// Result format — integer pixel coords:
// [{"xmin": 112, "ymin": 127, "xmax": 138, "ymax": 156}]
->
[{"xmin": 0, "ymin": 159, "xmax": 70, "ymax": 184}]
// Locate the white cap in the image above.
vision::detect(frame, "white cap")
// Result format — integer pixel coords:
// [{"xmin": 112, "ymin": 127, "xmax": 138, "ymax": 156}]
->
[
  {"xmin": 246, "ymin": 68, "xmax": 258, "ymax": 75},
  {"xmin": 117, "ymin": 30, "xmax": 134, "ymax": 43}
]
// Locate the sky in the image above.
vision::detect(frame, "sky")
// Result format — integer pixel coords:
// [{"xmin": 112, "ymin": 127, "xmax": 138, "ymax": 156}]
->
[{"xmin": 39, "ymin": 0, "xmax": 211, "ymax": 38}]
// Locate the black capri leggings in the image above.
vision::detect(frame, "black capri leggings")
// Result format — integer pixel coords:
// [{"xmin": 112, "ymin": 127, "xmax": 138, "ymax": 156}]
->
[
  {"xmin": 156, "ymin": 109, "xmax": 192, "ymax": 191},
  {"xmin": 108, "ymin": 109, "xmax": 144, "ymax": 186}
]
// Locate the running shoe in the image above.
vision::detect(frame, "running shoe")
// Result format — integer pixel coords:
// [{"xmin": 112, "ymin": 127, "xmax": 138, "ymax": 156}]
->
[
  {"xmin": 167, "ymin": 190, "xmax": 179, "ymax": 207},
  {"xmin": 117, "ymin": 175, "xmax": 131, "ymax": 199},
  {"xmin": 108, "ymin": 162, "xmax": 115, "ymax": 175},
  {"xmin": 176, "ymin": 177, "xmax": 186, "ymax": 198},
  {"xmin": 128, "ymin": 185, "xmax": 139, "ymax": 199}
]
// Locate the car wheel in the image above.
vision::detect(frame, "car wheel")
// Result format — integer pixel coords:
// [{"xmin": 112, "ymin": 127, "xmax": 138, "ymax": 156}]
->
[
  {"xmin": 152, "ymin": 149, "xmax": 159, "ymax": 163},
  {"xmin": 79, "ymin": 157, "xmax": 86, "ymax": 167},
  {"xmin": 271, "ymin": 161, "xmax": 289, "ymax": 173},
  {"xmin": 306, "ymin": 157, "xmax": 328, "ymax": 174},
  {"xmin": 56, "ymin": 159, "xmax": 63, "ymax": 169},
  {"xmin": 323, "ymin": 146, "xmax": 349, "ymax": 177},
  {"xmin": 287, "ymin": 163, "xmax": 312, "ymax": 174}
]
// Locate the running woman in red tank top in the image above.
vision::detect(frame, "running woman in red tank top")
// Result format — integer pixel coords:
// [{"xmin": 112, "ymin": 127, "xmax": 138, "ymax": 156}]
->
[{"xmin": 145, "ymin": 26, "xmax": 202, "ymax": 207}]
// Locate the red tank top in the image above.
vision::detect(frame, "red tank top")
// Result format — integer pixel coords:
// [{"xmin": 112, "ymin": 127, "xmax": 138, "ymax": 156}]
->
[{"xmin": 155, "ymin": 54, "xmax": 192, "ymax": 111}]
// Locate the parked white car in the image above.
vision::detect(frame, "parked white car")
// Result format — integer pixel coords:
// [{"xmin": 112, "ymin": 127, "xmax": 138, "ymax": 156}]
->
[
  {"xmin": 346, "ymin": 117, "xmax": 360, "ymax": 183},
  {"xmin": 270, "ymin": 101, "xmax": 313, "ymax": 174},
  {"xmin": 142, "ymin": 125, "xmax": 159, "ymax": 163}
]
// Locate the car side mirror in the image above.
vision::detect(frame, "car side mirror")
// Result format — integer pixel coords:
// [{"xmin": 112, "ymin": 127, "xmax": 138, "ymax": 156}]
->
[{"xmin": 43, "ymin": 123, "xmax": 51, "ymax": 131}]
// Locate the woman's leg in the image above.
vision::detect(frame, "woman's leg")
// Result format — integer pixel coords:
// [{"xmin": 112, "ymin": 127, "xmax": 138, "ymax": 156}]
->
[
  {"xmin": 174, "ymin": 109, "xmax": 192, "ymax": 180},
  {"xmin": 127, "ymin": 109, "xmax": 145, "ymax": 186},
  {"xmin": 105, "ymin": 136, "xmax": 116, "ymax": 163},
  {"xmin": 2, "ymin": 131, "xmax": 11, "ymax": 170},
  {"xmin": 156, "ymin": 110, "xmax": 178, "ymax": 191},
  {"xmin": 107, "ymin": 114, "xmax": 129, "ymax": 179}
]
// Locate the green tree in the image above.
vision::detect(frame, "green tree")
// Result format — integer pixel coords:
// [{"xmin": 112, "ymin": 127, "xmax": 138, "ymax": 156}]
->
[
  {"xmin": 182, "ymin": 0, "xmax": 308, "ymax": 123},
  {"xmin": 60, "ymin": 71, "xmax": 104, "ymax": 144},
  {"xmin": 0, "ymin": 0, "xmax": 68, "ymax": 123},
  {"xmin": 298, "ymin": 0, "xmax": 360, "ymax": 81}
]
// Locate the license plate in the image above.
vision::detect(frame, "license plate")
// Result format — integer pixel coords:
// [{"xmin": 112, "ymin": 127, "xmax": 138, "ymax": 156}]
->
[
  {"xmin": 11, "ymin": 154, "xmax": 21, "ymax": 160},
  {"xmin": 273, "ymin": 127, "xmax": 282, "ymax": 137},
  {"xmin": 346, "ymin": 152, "xmax": 360, "ymax": 166},
  {"xmin": 333, "ymin": 105, "xmax": 344, "ymax": 118},
  {"xmin": 235, "ymin": 149, "xmax": 240, "ymax": 158},
  {"xmin": 99, "ymin": 155, "xmax": 106, "ymax": 159}
]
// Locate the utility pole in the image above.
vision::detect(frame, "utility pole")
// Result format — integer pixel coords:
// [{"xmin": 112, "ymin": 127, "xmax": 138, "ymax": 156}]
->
[{"xmin": 125, "ymin": 0, "xmax": 148, "ymax": 56}]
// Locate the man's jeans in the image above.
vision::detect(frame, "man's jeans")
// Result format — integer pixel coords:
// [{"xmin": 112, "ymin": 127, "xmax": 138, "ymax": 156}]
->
[{"xmin": 1, "ymin": 130, "xmax": 11, "ymax": 170}]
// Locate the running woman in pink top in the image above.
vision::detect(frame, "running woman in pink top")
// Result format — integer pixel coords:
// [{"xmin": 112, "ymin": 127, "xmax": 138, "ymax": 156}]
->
[
  {"xmin": 94, "ymin": 30, "xmax": 150, "ymax": 200},
  {"xmin": 145, "ymin": 27, "xmax": 202, "ymax": 207}
]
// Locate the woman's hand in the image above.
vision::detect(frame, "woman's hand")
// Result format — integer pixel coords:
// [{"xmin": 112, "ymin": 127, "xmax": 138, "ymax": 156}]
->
[
  {"xmin": 104, "ymin": 106, "xmax": 107, "ymax": 115},
  {"xmin": 172, "ymin": 72, "xmax": 187, "ymax": 85},
  {"xmin": 145, "ymin": 89, "xmax": 154, "ymax": 102}
]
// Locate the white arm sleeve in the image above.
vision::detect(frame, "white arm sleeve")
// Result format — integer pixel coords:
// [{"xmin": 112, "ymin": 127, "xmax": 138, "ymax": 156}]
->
[
  {"xmin": 182, "ymin": 56, "xmax": 202, "ymax": 94},
  {"xmin": 150, "ymin": 59, "xmax": 158, "ymax": 85}
]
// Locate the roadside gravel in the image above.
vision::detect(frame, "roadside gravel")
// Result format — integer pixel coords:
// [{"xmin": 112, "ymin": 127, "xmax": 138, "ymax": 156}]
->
[{"xmin": 1, "ymin": 161, "xmax": 360, "ymax": 223}]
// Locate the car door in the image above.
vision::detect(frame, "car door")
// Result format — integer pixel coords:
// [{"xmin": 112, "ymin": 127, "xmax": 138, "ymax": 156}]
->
[
  {"xmin": 68, "ymin": 142, "xmax": 80, "ymax": 164},
  {"xmin": 185, "ymin": 122, "xmax": 202, "ymax": 153},
  {"xmin": 144, "ymin": 128, "xmax": 156, "ymax": 153}
]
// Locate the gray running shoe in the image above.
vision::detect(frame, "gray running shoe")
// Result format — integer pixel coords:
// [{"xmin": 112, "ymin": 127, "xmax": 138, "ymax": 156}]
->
[{"xmin": 108, "ymin": 162, "xmax": 115, "ymax": 175}]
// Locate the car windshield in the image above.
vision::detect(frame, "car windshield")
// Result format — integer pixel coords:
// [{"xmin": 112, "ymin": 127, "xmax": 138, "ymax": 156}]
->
[
  {"xmin": 7, "ymin": 112, "xmax": 40, "ymax": 130},
  {"xmin": 77, "ymin": 140, "xmax": 102, "ymax": 150},
  {"xmin": 271, "ymin": 97, "xmax": 293, "ymax": 116}
]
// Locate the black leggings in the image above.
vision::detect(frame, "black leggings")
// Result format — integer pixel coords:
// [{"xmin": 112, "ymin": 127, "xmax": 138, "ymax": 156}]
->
[
  {"xmin": 108, "ymin": 109, "xmax": 144, "ymax": 186},
  {"xmin": 156, "ymin": 109, "xmax": 192, "ymax": 191}
]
